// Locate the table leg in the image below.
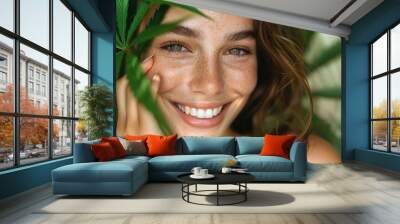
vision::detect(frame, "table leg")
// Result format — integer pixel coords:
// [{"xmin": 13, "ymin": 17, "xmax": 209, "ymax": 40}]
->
[{"xmin": 217, "ymin": 184, "xmax": 219, "ymax": 206}]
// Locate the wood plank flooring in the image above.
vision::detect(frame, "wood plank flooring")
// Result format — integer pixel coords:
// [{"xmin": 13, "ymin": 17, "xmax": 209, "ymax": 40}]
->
[{"xmin": 1, "ymin": 162, "xmax": 400, "ymax": 224}]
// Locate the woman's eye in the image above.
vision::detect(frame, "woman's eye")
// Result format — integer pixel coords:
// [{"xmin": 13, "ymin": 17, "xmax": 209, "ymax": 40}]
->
[
  {"xmin": 161, "ymin": 42, "xmax": 189, "ymax": 53},
  {"xmin": 227, "ymin": 48, "xmax": 250, "ymax": 57}
]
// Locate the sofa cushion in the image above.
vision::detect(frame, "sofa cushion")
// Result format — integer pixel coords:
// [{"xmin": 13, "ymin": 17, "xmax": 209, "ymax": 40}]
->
[
  {"xmin": 235, "ymin": 137, "xmax": 263, "ymax": 155},
  {"xmin": 236, "ymin": 155, "xmax": 293, "ymax": 172},
  {"xmin": 177, "ymin": 137, "xmax": 235, "ymax": 155},
  {"xmin": 73, "ymin": 139, "xmax": 100, "ymax": 163},
  {"xmin": 52, "ymin": 158, "xmax": 147, "ymax": 183},
  {"xmin": 259, "ymin": 134, "xmax": 296, "ymax": 159},
  {"xmin": 147, "ymin": 134, "xmax": 177, "ymax": 157},
  {"xmin": 149, "ymin": 154, "xmax": 235, "ymax": 172}
]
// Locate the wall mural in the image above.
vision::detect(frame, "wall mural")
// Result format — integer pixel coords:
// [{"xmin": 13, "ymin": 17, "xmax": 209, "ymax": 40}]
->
[{"xmin": 115, "ymin": 0, "xmax": 341, "ymax": 164}]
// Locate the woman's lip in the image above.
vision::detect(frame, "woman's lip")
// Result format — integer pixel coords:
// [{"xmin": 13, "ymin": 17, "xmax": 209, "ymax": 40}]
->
[
  {"xmin": 172, "ymin": 101, "xmax": 228, "ymax": 109},
  {"xmin": 171, "ymin": 101, "xmax": 229, "ymax": 128}
]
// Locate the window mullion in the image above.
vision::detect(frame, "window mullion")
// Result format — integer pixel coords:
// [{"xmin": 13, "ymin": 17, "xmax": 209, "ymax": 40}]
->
[
  {"xmin": 49, "ymin": 0, "xmax": 54, "ymax": 160},
  {"xmin": 388, "ymin": 30, "xmax": 391, "ymax": 153}
]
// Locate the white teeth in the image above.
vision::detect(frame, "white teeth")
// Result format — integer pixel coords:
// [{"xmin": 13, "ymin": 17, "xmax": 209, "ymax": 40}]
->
[{"xmin": 177, "ymin": 104, "xmax": 223, "ymax": 119}]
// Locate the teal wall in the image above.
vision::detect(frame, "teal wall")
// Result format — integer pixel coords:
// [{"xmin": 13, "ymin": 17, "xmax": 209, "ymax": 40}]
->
[
  {"xmin": 343, "ymin": 0, "xmax": 400, "ymax": 171},
  {"xmin": 0, "ymin": 0, "xmax": 115, "ymax": 200}
]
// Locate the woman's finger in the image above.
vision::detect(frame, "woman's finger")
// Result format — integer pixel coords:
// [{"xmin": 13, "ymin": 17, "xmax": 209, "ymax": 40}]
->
[
  {"xmin": 137, "ymin": 73, "xmax": 163, "ymax": 134},
  {"xmin": 116, "ymin": 76, "xmax": 128, "ymax": 136},
  {"xmin": 124, "ymin": 55, "xmax": 155, "ymax": 135}
]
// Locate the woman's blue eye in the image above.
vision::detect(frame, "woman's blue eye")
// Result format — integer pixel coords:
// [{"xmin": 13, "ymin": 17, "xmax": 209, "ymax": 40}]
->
[
  {"xmin": 228, "ymin": 48, "xmax": 250, "ymax": 56},
  {"xmin": 161, "ymin": 43, "xmax": 188, "ymax": 53}
]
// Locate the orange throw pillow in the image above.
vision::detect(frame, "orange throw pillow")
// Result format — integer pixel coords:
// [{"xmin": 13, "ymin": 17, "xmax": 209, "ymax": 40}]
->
[
  {"xmin": 259, "ymin": 134, "xmax": 297, "ymax": 159},
  {"xmin": 146, "ymin": 134, "xmax": 177, "ymax": 157},
  {"xmin": 101, "ymin": 137, "xmax": 126, "ymax": 158},
  {"xmin": 91, "ymin": 142, "xmax": 117, "ymax": 161}
]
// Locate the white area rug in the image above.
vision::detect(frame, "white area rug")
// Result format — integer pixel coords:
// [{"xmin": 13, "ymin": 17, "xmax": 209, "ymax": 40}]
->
[{"xmin": 38, "ymin": 183, "xmax": 361, "ymax": 214}]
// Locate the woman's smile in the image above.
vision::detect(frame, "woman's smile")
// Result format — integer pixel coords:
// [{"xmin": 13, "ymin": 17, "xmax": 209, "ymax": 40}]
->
[{"xmin": 145, "ymin": 8, "xmax": 258, "ymax": 136}]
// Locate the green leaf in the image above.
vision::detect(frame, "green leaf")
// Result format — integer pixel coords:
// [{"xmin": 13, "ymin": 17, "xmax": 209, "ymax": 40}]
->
[
  {"xmin": 116, "ymin": 51, "xmax": 125, "ymax": 79},
  {"xmin": 303, "ymin": 30, "xmax": 316, "ymax": 52},
  {"xmin": 312, "ymin": 87, "xmax": 341, "ymax": 99},
  {"xmin": 146, "ymin": 0, "xmax": 212, "ymax": 20},
  {"xmin": 127, "ymin": 1, "xmax": 150, "ymax": 43},
  {"xmin": 116, "ymin": 0, "xmax": 129, "ymax": 47},
  {"xmin": 311, "ymin": 114, "xmax": 341, "ymax": 154},
  {"xmin": 306, "ymin": 40, "xmax": 341, "ymax": 73},
  {"xmin": 125, "ymin": 55, "xmax": 172, "ymax": 134},
  {"xmin": 131, "ymin": 18, "xmax": 186, "ymax": 46}
]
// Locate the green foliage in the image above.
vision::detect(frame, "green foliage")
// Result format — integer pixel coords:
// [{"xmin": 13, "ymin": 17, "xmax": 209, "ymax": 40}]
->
[
  {"xmin": 116, "ymin": 0, "xmax": 208, "ymax": 135},
  {"xmin": 79, "ymin": 84, "xmax": 113, "ymax": 140}
]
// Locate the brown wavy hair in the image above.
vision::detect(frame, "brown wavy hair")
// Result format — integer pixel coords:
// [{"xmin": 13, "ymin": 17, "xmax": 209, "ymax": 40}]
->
[{"xmin": 231, "ymin": 21, "xmax": 313, "ymax": 140}]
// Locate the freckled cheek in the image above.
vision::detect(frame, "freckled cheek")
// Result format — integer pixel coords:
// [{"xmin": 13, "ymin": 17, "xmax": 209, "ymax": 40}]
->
[
  {"xmin": 224, "ymin": 61, "xmax": 257, "ymax": 96},
  {"xmin": 148, "ymin": 53, "xmax": 195, "ymax": 93}
]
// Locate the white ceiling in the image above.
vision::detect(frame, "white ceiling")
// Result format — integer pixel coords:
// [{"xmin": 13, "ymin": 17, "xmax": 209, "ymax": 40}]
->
[{"xmin": 171, "ymin": 0, "xmax": 384, "ymax": 38}]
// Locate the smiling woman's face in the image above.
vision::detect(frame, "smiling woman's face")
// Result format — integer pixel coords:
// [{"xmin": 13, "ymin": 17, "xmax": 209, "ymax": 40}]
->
[{"xmin": 145, "ymin": 7, "xmax": 258, "ymax": 136}]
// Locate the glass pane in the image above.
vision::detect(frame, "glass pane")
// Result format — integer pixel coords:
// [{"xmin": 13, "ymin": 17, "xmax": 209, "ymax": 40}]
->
[
  {"xmin": 53, "ymin": 119, "xmax": 72, "ymax": 157},
  {"xmin": 53, "ymin": 59, "xmax": 72, "ymax": 117},
  {"xmin": 75, "ymin": 120, "xmax": 88, "ymax": 143},
  {"xmin": 372, "ymin": 77, "xmax": 387, "ymax": 119},
  {"xmin": 372, "ymin": 121, "xmax": 388, "ymax": 151},
  {"xmin": 0, "ymin": 116, "xmax": 13, "ymax": 170},
  {"xmin": 391, "ymin": 72, "xmax": 400, "ymax": 118},
  {"xmin": 53, "ymin": 0, "xmax": 72, "ymax": 60},
  {"xmin": 20, "ymin": 44, "xmax": 49, "ymax": 115},
  {"xmin": 0, "ymin": 34, "xmax": 14, "ymax": 112},
  {"xmin": 74, "ymin": 18, "xmax": 89, "ymax": 70},
  {"xmin": 20, "ymin": 117, "xmax": 49, "ymax": 165},
  {"xmin": 0, "ymin": 0, "xmax": 14, "ymax": 31},
  {"xmin": 74, "ymin": 69, "xmax": 89, "ymax": 117},
  {"xmin": 20, "ymin": 0, "xmax": 49, "ymax": 49},
  {"xmin": 372, "ymin": 33, "xmax": 387, "ymax": 76},
  {"xmin": 392, "ymin": 24, "xmax": 400, "ymax": 70},
  {"xmin": 391, "ymin": 120, "xmax": 400, "ymax": 153}
]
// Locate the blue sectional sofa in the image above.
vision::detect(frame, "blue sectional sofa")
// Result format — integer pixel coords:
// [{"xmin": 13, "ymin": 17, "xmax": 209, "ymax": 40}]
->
[{"xmin": 52, "ymin": 136, "xmax": 307, "ymax": 196}]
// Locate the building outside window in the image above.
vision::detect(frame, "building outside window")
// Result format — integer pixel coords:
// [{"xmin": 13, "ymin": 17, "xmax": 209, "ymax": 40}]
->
[
  {"xmin": 0, "ymin": 0, "xmax": 91, "ymax": 170},
  {"xmin": 370, "ymin": 22, "xmax": 400, "ymax": 154}
]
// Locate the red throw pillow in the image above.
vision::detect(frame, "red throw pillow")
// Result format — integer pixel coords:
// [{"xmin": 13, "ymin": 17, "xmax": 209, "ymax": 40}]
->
[
  {"xmin": 124, "ymin": 135, "xmax": 149, "ymax": 141},
  {"xmin": 146, "ymin": 134, "xmax": 177, "ymax": 157},
  {"xmin": 91, "ymin": 142, "xmax": 117, "ymax": 161},
  {"xmin": 259, "ymin": 134, "xmax": 297, "ymax": 159},
  {"xmin": 101, "ymin": 137, "xmax": 126, "ymax": 158}
]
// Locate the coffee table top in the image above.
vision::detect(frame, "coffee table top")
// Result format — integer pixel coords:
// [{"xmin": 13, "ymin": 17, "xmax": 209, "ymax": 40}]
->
[{"xmin": 177, "ymin": 172, "xmax": 255, "ymax": 185}]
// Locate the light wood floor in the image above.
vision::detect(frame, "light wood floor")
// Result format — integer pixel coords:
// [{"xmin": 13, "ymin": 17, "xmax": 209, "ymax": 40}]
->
[{"xmin": 1, "ymin": 162, "xmax": 400, "ymax": 224}]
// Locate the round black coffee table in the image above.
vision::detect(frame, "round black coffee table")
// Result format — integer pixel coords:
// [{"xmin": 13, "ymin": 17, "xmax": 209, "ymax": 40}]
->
[{"xmin": 177, "ymin": 173, "xmax": 255, "ymax": 206}]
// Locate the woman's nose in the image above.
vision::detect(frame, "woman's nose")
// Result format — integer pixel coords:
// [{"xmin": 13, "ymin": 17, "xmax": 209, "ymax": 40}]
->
[{"xmin": 189, "ymin": 56, "xmax": 224, "ymax": 96}]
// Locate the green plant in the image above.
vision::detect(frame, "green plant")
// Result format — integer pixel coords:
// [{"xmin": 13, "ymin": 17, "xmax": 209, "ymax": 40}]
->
[
  {"xmin": 116, "ymin": 0, "xmax": 208, "ymax": 134},
  {"xmin": 79, "ymin": 84, "xmax": 113, "ymax": 140}
]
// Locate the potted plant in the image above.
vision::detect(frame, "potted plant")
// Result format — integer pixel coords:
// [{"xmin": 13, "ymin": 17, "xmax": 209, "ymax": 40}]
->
[{"xmin": 79, "ymin": 84, "xmax": 113, "ymax": 140}]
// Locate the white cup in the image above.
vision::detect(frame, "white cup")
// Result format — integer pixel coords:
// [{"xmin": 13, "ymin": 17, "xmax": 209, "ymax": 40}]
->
[
  {"xmin": 221, "ymin": 167, "xmax": 232, "ymax": 174},
  {"xmin": 191, "ymin": 167, "xmax": 202, "ymax": 176},
  {"xmin": 200, "ymin": 169, "xmax": 208, "ymax": 176}
]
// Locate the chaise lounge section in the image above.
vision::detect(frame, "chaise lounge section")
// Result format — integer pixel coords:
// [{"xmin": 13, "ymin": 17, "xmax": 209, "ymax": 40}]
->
[{"xmin": 52, "ymin": 136, "xmax": 307, "ymax": 196}]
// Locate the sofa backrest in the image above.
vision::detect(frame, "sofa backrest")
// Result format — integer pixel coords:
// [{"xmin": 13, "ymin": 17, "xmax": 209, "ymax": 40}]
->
[
  {"xmin": 73, "ymin": 139, "xmax": 100, "ymax": 163},
  {"xmin": 177, "ymin": 136, "xmax": 236, "ymax": 155},
  {"xmin": 235, "ymin": 137, "xmax": 264, "ymax": 155}
]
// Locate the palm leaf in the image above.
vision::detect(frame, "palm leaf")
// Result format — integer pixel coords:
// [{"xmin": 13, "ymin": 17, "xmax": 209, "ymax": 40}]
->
[
  {"xmin": 306, "ymin": 40, "xmax": 341, "ymax": 73},
  {"xmin": 312, "ymin": 87, "xmax": 341, "ymax": 99},
  {"xmin": 131, "ymin": 18, "xmax": 186, "ymax": 46},
  {"xmin": 116, "ymin": 51, "xmax": 125, "ymax": 79},
  {"xmin": 116, "ymin": 0, "xmax": 129, "ymax": 48},
  {"xmin": 125, "ymin": 55, "xmax": 172, "ymax": 134},
  {"xmin": 145, "ymin": 0, "xmax": 212, "ymax": 20},
  {"xmin": 127, "ymin": 1, "xmax": 150, "ymax": 44},
  {"xmin": 312, "ymin": 114, "xmax": 341, "ymax": 153}
]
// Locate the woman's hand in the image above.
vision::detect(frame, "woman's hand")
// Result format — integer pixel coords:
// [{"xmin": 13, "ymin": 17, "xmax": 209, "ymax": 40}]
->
[{"xmin": 116, "ymin": 55, "xmax": 164, "ymax": 136}]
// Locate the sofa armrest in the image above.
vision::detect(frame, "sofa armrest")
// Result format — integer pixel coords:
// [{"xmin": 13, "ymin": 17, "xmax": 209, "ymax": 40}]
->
[
  {"xmin": 73, "ymin": 141, "xmax": 99, "ymax": 163},
  {"xmin": 289, "ymin": 141, "xmax": 307, "ymax": 181}
]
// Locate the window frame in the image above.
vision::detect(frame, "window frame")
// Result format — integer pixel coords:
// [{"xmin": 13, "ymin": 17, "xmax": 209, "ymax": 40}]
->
[
  {"xmin": 370, "ymin": 20, "xmax": 400, "ymax": 154},
  {"xmin": 0, "ymin": 0, "xmax": 92, "ymax": 171}
]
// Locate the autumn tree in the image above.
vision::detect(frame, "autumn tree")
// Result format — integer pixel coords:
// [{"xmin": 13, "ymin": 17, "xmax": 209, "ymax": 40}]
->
[{"xmin": 0, "ymin": 84, "xmax": 59, "ymax": 152}]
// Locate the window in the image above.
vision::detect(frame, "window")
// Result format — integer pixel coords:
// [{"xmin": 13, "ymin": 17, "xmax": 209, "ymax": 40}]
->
[
  {"xmin": 0, "ymin": 0, "xmax": 91, "ymax": 170},
  {"xmin": 371, "ymin": 23, "xmax": 400, "ymax": 154}
]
